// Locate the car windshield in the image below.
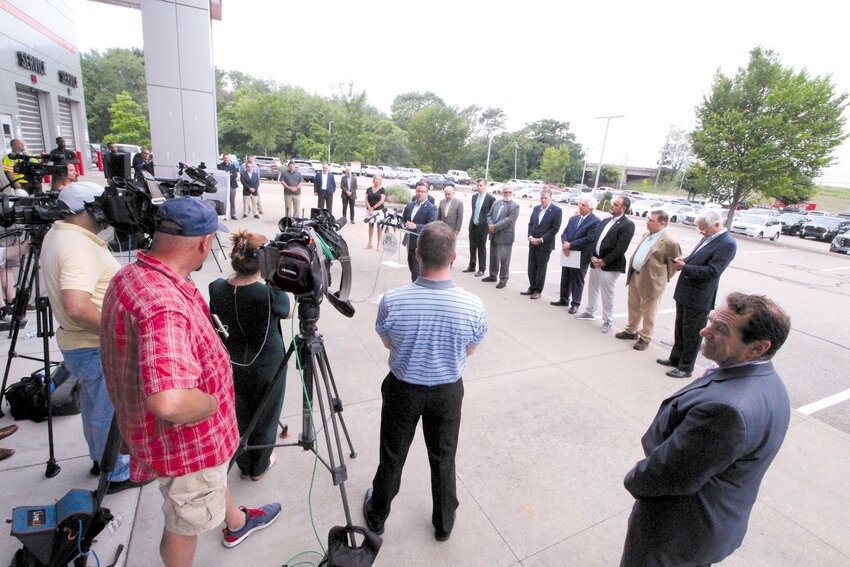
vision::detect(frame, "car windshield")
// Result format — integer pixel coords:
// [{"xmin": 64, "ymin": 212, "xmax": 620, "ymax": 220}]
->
[
  {"xmin": 813, "ymin": 217, "xmax": 843, "ymax": 228},
  {"xmin": 737, "ymin": 215, "xmax": 767, "ymax": 225},
  {"xmin": 779, "ymin": 214, "xmax": 805, "ymax": 222}
]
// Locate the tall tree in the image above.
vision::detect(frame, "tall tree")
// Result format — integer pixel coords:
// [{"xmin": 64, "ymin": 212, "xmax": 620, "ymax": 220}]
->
[
  {"xmin": 81, "ymin": 48, "xmax": 147, "ymax": 144},
  {"xmin": 330, "ymin": 83, "xmax": 379, "ymax": 163},
  {"xmin": 103, "ymin": 91, "xmax": 150, "ymax": 147},
  {"xmin": 539, "ymin": 145, "xmax": 571, "ymax": 183},
  {"xmin": 232, "ymin": 89, "xmax": 292, "ymax": 156},
  {"xmin": 692, "ymin": 47, "xmax": 848, "ymax": 225},
  {"xmin": 391, "ymin": 91, "xmax": 445, "ymax": 130},
  {"xmin": 407, "ymin": 104, "xmax": 469, "ymax": 172},
  {"xmin": 478, "ymin": 107, "xmax": 507, "ymax": 138},
  {"xmin": 661, "ymin": 127, "xmax": 692, "ymax": 175}
]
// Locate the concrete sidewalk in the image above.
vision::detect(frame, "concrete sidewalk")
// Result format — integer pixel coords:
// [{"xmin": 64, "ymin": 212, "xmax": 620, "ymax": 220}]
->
[{"xmin": 0, "ymin": 180, "xmax": 848, "ymax": 566}]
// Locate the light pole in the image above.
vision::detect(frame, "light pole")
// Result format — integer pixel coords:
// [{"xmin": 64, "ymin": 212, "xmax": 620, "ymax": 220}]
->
[
  {"xmin": 580, "ymin": 148, "xmax": 591, "ymax": 187},
  {"xmin": 327, "ymin": 120, "xmax": 333, "ymax": 163},
  {"xmin": 513, "ymin": 142, "xmax": 519, "ymax": 179},
  {"xmin": 485, "ymin": 132, "xmax": 494, "ymax": 182},
  {"xmin": 593, "ymin": 115, "xmax": 624, "ymax": 190},
  {"xmin": 653, "ymin": 124, "xmax": 675, "ymax": 193}
]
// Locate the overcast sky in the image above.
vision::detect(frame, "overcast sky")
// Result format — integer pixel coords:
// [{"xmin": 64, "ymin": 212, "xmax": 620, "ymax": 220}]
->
[{"xmin": 71, "ymin": 0, "xmax": 850, "ymax": 187}]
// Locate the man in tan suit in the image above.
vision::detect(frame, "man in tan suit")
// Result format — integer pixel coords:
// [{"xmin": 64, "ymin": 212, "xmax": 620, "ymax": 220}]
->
[
  {"xmin": 616, "ymin": 210, "xmax": 681, "ymax": 351},
  {"xmin": 438, "ymin": 187, "xmax": 464, "ymax": 236}
]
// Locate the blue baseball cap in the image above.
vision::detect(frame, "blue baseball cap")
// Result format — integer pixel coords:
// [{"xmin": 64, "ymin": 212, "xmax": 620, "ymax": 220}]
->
[{"xmin": 154, "ymin": 198, "xmax": 229, "ymax": 236}]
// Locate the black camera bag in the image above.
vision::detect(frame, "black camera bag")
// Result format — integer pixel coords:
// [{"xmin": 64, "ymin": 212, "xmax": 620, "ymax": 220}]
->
[
  {"xmin": 275, "ymin": 242, "xmax": 322, "ymax": 295},
  {"xmin": 318, "ymin": 525, "xmax": 382, "ymax": 567},
  {"xmin": 5, "ymin": 374, "xmax": 47, "ymax": 422}
]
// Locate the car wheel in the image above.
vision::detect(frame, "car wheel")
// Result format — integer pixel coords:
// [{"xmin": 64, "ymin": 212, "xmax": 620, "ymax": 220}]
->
[
  {"xmin": 772, "ymin": 232, "xmax": 780, "ymax": 241},
  {"xmin": 799, "ymin": 234, "xmax": 806, "ymax": 239},
  {"xmin": 671, "ymin": 216, "xmax": 677, "ymax": 223},
  {"xmin": 642, "ymin": 212, "xmax": 648, "ymax": 217},
  {"xmin": 757, "ymin": 232, "xmax": 764, "ymax": 239}
]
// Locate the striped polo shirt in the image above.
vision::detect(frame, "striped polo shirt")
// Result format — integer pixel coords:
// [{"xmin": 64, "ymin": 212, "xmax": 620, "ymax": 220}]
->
[{"xmin": 376, "ymin": 277, "xmax": 488, "ymax": 386}]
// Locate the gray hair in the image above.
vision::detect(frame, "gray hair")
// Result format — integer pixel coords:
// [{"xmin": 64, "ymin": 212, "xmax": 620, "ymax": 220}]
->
[
  {"xmin": 581, "ymin": 196, "xmax": 598, "ymax": 209},
  {"xmin": 697, "ymin": 209, "xmax": 723, "ymax": 227},
  {"xmin": 541, "ymin": 188, "xmax": 552, "ymax": 198}
]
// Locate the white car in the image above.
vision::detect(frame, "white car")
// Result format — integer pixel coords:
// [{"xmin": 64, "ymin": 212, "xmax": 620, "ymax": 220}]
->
[
  {"xmin": 658, "ymin": 203, "xmax": 695, "ymax": 223},
  {"xmin": 730, "ymin": 214, "xmax": 782, "ymax": 241},
  {"xmin": 630, "ymin": 199, "xmax": 667, "ymax": 217},
  {"xmin": 377, "ymin": 165, "xmax": 396, "ymax": 179},
  {"xmin": 329, "ymin": 162, "xmax": 343, "ymax": 174}
]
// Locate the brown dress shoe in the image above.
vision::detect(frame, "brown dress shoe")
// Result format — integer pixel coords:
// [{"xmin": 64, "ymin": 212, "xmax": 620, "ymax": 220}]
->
[
  {"xmin": 633, "ymin": 338, "xmax": 650, "ymax": 351},
  {"xmin": 0, "ymin": 447, "xmax": 14, "ymax": 460},
  {"xmin": 615, "ymin": 331, "xmax": 639, "ymax": 340},
  {"xmin": 0, "ymin": 424, "xmax": 18, "ymax": 441}
]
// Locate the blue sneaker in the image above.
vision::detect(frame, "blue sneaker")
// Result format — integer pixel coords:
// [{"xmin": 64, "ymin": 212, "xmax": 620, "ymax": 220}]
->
[{"xmin": 221, "ymin": 503, "xmax": 281, "ymax": 548}]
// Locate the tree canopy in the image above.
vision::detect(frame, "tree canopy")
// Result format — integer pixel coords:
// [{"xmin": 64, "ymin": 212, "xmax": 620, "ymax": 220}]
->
[
  {"xmin": 81, "ymin": 48, "xmax": 147, "ymax": 144},
  {"xmin": 691, "ymin": 47, "xmax": 848, "ymax": 223}
]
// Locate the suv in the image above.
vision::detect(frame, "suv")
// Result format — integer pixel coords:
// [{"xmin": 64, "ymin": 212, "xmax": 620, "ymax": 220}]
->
[
  {"xmin": 291, "ymin": 159, "xmax": 316, "ymax": 182},
  {"xmin": 361, "ymin": 165, "xmax": 381, "ymax": 177},
  {"xmin": 252, "ymin": 156, "xmax": 281, "ymax": 180},
  {"xmin": 799, "ymin": 217, "xmax": 850, "ymax": 242},
  {"xmin": 445, "ymin": 169, "xmax": 471, "ymax": 185},
  {"xmin": 377, "ymin": 165, "xmax": 396, "ymax": 179},
  {"xmin": 420, "ymin": 173, "xmax": 454, "ymax": 191}
]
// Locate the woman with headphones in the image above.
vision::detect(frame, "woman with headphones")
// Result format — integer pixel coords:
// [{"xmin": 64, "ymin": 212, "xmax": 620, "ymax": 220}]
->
[{"xmin": 209, "ymin": 230, "xmax": 292, "ymax": 481}]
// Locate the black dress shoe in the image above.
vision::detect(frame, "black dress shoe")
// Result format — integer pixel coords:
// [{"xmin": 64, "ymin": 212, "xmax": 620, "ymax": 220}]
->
[
  {"xmin": 520, "ymin": 289, "xmax": 534, "ymax": 295},
  {"xmin": 666, "ymin": 368, "xmax": 692, "ymax": 379},
  {"xmin": 362, "ymin": 488, "xmax": 385, "ymax": 535},
  {"xmin": 90, "ymin": 461, "xmax": 100, "ymax": 476},
  {"xmin": 495, "ymin": 281, "xmax": 507, "ymax": 289},
  {"xmin": 656, "ymin": 358, "xmax": 677, "ymax": 367},
  {"xmin": 550, "ymin": 299, "xmax": 567, "ymax": 306},
  {"xmin": 568, "ymin": 306, "xmax": 578, "ymax": 314},
  {"xmin": 474, "ymin": 271, "xmax": 484, "ymax": 277},
  {"xmin": 105, "ymin": 478, "xmax": 154, "ymax": 495},
  {"xmin": 481, "ymin": 276, "xmax": 496, "ymax": 282},
  {"xmin": 435, "ymin": 510, "xmax": 455, "ymax": 542},
  {"xmin": 462, "ymin": 267, "xmax": 476, "ymax": 273}
]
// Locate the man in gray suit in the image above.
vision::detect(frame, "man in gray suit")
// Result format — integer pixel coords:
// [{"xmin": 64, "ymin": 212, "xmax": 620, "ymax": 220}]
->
[
  {"xmin": 481, "ymin": 187, "xmax": 520, "ymax": 289},
  {"xmin": 340, "ymin": 165, "xmax": 358, "ymax": 222},
  {"xmin": 437, "ymin": 187, "xmax": 464, "ymax": 236},
  {"xmin": 621, "ymin": 292, "xmax": 791, "ymax": 567}
]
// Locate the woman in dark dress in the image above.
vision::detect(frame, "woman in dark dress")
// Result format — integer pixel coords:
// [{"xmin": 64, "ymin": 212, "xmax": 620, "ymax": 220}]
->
[
  {"xmin": 209, "ymin": 230, "xmax": 291, "ymax": 480},
  {"xmin": 365, "ymin": 174, "xmax": 387, "ymax": 251}
]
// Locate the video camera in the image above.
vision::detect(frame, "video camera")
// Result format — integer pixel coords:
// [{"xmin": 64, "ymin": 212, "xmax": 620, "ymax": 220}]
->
[
  {"xmin": 0, "ymin": 191, "xmax": 69, "ymax": 228},
  {"xmin": 257, "ymin": 208, "xmax": 354, "ymax": 318},
  {"xmin": 7, "ymin": 153, "xmax": 68, "ymax": 188}
]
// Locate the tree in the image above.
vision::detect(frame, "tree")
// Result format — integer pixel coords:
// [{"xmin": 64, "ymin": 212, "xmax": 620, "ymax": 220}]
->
[
  {"xmin": 391, "ymin": 91, "xmax": 445, "ymax": 130},
  {"xmin": 661, "ymin": 127, "xmax": 693, "ymax": 175},
  {"xmin": 407, "ymin": 104, "xmax": 469, "ymax": 172},
  {"xmin": 81, "ymin": 48, "xmax": 147, "ymax": 144},
  {"xmin": 103, "ymin": 91, "xmax": 150, "ymax": 147},
  {"xmin": 231, "ymin": 89, "xmax": 292, "ymax": 156},
  {"xmin": 330, "ymin": 83, "xmax": 379, "ymax": 163},
  {"xmin": 692, "ymin": 47, "xmax": 848, "ymax": 225},
  {"xmin": 539, "ymin": 146, "xmax": 571, "ymax": 183},
  {"xmin": 478, "ymin": 107, "xmax": 507, "ymax": 138}
]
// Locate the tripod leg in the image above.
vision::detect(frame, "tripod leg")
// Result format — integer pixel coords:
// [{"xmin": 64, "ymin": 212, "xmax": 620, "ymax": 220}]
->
[{"xmin": 39, "ymin": 299, "xmax": 60, "ymax": 478}]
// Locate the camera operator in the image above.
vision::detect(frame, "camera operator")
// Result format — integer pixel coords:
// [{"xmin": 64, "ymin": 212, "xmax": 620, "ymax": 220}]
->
[
  {"xmin": 3, "ymin": 139, "xmax": 33, "ymax": 192},
  {"xmin": 100, "ymin": 199, "xmax": 281, "ymax": 565},
  {"xmin": 39, "ymin": 182, "xmax": 145, "ymax": 492},
  {"xmin": 132, "ymin": 147, "xmax": 155, "ymax": 183}
]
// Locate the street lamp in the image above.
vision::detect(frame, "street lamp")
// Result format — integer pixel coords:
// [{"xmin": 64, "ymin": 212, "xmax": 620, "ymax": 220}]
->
[
  {"xmin": 327, "ymin": 120, "xmax": 333, "ymax": 163},
  {"xmin": 593, "ymin": 115, "xmax": 624, "ymax": 190},
  {"xmin": 514, "ymin": 142, "xmax": 519, "ymax": 179},
  {"xmin": 580, "ymin": 147, "xmax": 592, "ymax": 187},
  {"xmin": 485, "ymin": 132, "xmax": 494, "ymax": 182}
]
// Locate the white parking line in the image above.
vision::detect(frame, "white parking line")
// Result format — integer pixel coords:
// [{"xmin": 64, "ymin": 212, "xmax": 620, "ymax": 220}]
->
[
  {"xmin": 822, "ymin": 265, "xmax": 850, "ymax": 272},
  {"xmin": 381, "ymin": 261, "xmax": 405, "ymax": 269},
  {"xmin": 797, "ymin": 388, "xmax": 850, "ymax": 415},
  {"xmin": 742, "ymin": 249, "xmax": 794, "ymax": 254}
]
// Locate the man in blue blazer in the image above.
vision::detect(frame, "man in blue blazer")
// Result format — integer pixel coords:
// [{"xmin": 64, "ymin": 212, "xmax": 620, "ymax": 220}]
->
[
  {"xmin": 313, "ymin": 162, "xmax": 337, "ymax": 214},
  {"xmin": 658, "ymin": 209, "xmax": 737, "ymax": 378},
  {"xmin": 576, "ymin": 196, "xmax": 635, "ymax": 333},
  {"xmin": 402, "ymin": 181, "xmax": 438, "ymax": 281},
  {"xmin": 621, "ymin": 292, "xmax": 791, "ymax": 567},
  {"xmin": 551, "ymin": 195, "xmax": 601, "ymax": 313},
  {"xmin": 521, "ymin": 189, "xmax": 562, "ymax": 299}
]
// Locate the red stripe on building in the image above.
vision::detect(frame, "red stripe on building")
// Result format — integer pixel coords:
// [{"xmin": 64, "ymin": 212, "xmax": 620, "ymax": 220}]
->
[{"xmin": 1, "ymin": 0, "xmax": 78, "ymax": 54}]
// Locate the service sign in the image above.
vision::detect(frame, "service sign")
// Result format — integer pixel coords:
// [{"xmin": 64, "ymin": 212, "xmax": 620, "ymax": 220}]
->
[
  {"xmin": 16, "ymin": 51, "xmax": 46, "ymax": 75},
  {"xmin": 58, "ymin": 70, "xmax": 78, "ymax": 88}
]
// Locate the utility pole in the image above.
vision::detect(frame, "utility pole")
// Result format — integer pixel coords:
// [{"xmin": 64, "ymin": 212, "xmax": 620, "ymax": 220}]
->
[
  {"xmin": 618, "ymin": 155, "xmax": 628, "ymax": 190},
  {"xmin": 653, "ymin": 124, "xmax": 675, "ymax": 193},
  {"xmin": 514, "ymin": 142, "xmax": 519, "ymax": 179},
  {"xmin": 593, "ymin": 115, "xmax": 624, "ymax": 189},
  {"xmin": 327, "ymin": 121, "xmax": 333, "ymax": 163},
  {"xmin": 580, "ymin": 148, "xmax": 591, "ymax": 187},
  {"xmin": 485, "ymin": 132, "xmax": 494, "ymax": 182}
]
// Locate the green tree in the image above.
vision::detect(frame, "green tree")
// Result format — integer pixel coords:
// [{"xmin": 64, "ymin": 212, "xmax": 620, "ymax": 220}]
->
[
  {"xmin": 375, "ymin": 120, "xmax": 411, "ymax": 165},
  {"xmin": 408, "ymin": 104, "xmax": 469, "ymax": 172},
  {"xmin": 81, "ymin": 48, "xmax": 147, "ymax": 143},
  {"xmin": 539, "ymin": 145, "xmax": 571, "ymax": 183},
  {"xmin": 391, "ymin": 91, "xmax": 445, "ymax": 130},
  {"xmin": 692, "ymin": 47, "xmax": 848, "ymax": 225},
  {"xmin": 330, "ymin": 83, "xmax": 379, "ymax": 163},
  {"xmin": 231, "ymin": 89, "xmax": 292, "ymax": 156},
  {"xmin": 103, "ymin": 91, "xmax": 150, "ymax": 147}
]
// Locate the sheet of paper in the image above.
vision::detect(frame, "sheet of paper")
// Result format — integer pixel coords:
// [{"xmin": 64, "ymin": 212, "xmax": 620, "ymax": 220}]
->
[{"xmin": 560, "ymin": 251, "xmax": 581, "ymax": 269}]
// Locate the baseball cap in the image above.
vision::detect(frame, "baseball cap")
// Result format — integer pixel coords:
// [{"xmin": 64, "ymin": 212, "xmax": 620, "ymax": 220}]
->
[
  {"xmin": 155, "ymin": 198, "xmax": 229, "ymax": 236},
  {"xmin": 58, "ymin": 181, "xmax": 104, "ymax": 213}
]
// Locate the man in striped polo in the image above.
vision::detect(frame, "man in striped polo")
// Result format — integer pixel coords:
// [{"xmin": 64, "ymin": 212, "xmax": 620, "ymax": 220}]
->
[{"xmin": 363, "ymin": 222, "xmax": 488, "ymax": 542}]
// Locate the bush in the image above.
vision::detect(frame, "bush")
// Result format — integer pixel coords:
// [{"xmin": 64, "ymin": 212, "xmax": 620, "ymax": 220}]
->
[{"xmin": 385, "ymin": 185, "xmax": 412, "ymax": 204}]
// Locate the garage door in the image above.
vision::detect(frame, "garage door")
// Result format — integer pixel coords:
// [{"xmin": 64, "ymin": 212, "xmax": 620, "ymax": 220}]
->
[
  {"xmin": 58, "ymin": 98, "xmax": 76, "ymax": 151},
  {"xmin": 15, "ymin": 84, "xmax": 45, "ymax": 154}
]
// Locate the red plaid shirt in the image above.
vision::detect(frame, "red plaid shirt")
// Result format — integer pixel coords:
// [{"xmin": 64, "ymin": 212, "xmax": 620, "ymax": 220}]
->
[{"xmin": 101, "ymin": 251, "xmax": 238, "ymax": 480}]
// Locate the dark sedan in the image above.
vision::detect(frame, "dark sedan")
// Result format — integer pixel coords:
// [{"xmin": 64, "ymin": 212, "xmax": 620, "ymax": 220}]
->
[
  {"xmin": 799, "ymin": 217, "xmax": 850, "ymax": 242},
  {"xmin": 778, "ymin": 213, "xmax": 808, "ymax": 235},
  {"xmin": 830, "ymin": 230, "xmax": 850, "ymax": 255},
  {"xmin": 417, "ymin": 174, "xmax": 454, "ymax": 191}
]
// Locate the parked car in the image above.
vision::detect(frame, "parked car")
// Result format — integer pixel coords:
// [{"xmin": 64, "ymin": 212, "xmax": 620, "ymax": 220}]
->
[
  {"xmin": 799, "ymin": 217, "xmax": 850, "ymax": 242},
  {"xmin": 377, "ymin": 165, "xmax": 396, "ymax": 179},
  {"xmin": 253, "ymin": 156, "xmax": 282, "ymax": 180},
  {"xmin": 292, "ymin": 161, "xmax": 316, "ymax": 182},
  {"xmin": 445, "ymin": 169, "xmax": 471, "ymax": 185},
  {"xmin": 552, "ymin": 190, "xmax": 571, "ymax": 203},
  {"xmin": 523, "ymin": 188, "xmax": 542, "ymax": 200},
  {"xmin": 630, "ymin": 200, "xmax": 667, "ymax": 217},
  {"xmin": 778, "ymin": 213, "xmax": 808, "ymax": 235},
  {"xmin": 657, "ymin": 203, "xmax": 695, "ymax": 223},
  {"xmin": 420, "ymin": 173, "xmax": 454, "ymax": 191},
  {"xmin": 329, "ymin": 162, "xmax": 343, "ymax": 175},
  {"xmin": 513, "ymin": 185, "xmax": 535, "ymax": 199},
  {"xmin": 730, "ymin": 214, "xmax": 782, "ymax": 241},
  {"xmin": 361, "ymin": 165, "xmax": 381, "ymax": 177},
  {"xmin": 830, "ymin": 230, "xmax": 850, "ymax": 254},
  {"xmin": 487, "ymin": 182, "xmax": 506, "ymax": 195}
]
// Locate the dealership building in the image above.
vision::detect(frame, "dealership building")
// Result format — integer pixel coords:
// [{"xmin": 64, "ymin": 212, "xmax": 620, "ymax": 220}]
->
[{"xmin": 2, "ymin": 0, "xmax": 220, "ymax": 175}]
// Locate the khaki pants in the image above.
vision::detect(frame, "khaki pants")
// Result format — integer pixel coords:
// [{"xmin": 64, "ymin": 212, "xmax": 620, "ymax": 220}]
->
[
  {"xmin": 284, "ymin": 193, "xmax": 300, "ymax": 218},
  {"xmin": 243, "ymin": 194, "xmax": 258, "ymax": 216},
  {"xmin": 624, "ymin": 277, "xmax": 663, "ymax": 342}
]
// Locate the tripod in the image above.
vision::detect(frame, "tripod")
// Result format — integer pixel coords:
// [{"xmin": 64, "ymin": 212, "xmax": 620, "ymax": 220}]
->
[
  {"xmin": 229, "ymin": 296, "xmax": 358, "ymax": 529},
  {"xmin": 0, "ymin": 224, "xmax": 62, "ymax": 477}
]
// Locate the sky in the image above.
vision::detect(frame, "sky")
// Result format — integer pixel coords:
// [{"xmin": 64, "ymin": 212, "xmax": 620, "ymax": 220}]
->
[{"xmin": 70, "ymin": 0, "xmax": 850, "ymax": 187}]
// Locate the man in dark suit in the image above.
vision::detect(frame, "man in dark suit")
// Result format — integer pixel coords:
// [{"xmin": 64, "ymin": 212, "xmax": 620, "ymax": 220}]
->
[
  {"xmin": 575, "ymin": 196, "xmax": 635, "ymax": 333},
  {"xmin": 621, "ymin": 292, "xmax": 791, "ymax": 567},
  {"xmin": 402, "ymin": 181, "xmax": 438, "ymax": 281},
  {"xmin": 521, "ymin": 189, "xmax": 562, "ymax": 299},
  {"xmin": 658, "ymin": 209, "xmax": 737, "ymax": 378},
  {"xmin": 482, "ymin": 186, "xmax": 520, "ymax": 289},
  {"xmin": 463, "ymin": 179, "xmax": 495, "ymax": 277},
  {"xmin": 340, "ymin": 165, "xmax": 358, "ymax": 222},
  {"xmin": 313, "ymin": 162, "xmax": 336, "ymax": 214},
  {"xmin": 551, "ymin": 195, "xmax": 600, "ymax": 313}
]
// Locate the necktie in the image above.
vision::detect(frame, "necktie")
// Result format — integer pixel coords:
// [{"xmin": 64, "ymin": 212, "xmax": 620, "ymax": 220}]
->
[
  {"xmin": 576, "ymin": 216, "xmax": 583, "ymax": 229},
  {"xmin": 473, "ymin": 195, "xmax": 483, "ymax": 224}
]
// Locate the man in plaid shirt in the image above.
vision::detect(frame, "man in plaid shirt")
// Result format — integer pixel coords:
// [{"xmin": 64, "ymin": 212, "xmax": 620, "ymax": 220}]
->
[{"xmin": 101, "ymin": 198, "xmax": 280, "ymax": 566}]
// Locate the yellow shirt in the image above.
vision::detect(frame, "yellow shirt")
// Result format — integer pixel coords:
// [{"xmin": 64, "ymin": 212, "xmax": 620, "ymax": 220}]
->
[
  {"xmin": 39, "ymin": 221, "xmax": 120, "ymax": 350},
  {"xmin": 2, "ymin": 152, "xmax": 30, "ymax": 186}
]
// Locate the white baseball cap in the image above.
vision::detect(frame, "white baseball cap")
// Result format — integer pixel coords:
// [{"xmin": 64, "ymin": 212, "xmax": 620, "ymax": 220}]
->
[{"xmin": 58, "ymin": 182, "xmax": 105, "ymax": 213}]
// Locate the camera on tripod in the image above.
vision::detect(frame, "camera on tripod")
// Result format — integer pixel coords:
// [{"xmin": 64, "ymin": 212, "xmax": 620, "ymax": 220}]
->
[
  {"xmin": 8, "ymin": 153, "xmax": 68, "ymax": 188},
  {"xmin": 0, "ymin": 192, "xmax": 69, "ymax": 228}
]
